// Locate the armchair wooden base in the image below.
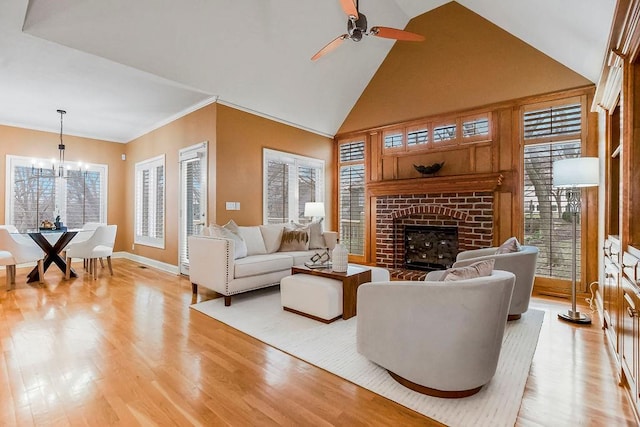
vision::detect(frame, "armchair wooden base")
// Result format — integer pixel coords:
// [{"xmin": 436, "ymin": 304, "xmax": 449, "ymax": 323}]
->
[{"xmin": 388, "ymin": 370, "xmax": 483, "ymax": 399}]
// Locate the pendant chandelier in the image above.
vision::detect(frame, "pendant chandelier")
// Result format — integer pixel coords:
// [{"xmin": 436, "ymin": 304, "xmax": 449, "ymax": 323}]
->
[{"xmin": 56, "ymin": 109, "xmax": 67, "ymax": 178}]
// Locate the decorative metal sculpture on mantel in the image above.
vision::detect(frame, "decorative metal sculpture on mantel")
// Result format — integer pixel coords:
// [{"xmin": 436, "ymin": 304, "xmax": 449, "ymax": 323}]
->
[{"xmin": 413, "ymin": 161, "xmax": 445, "ymax": 176}]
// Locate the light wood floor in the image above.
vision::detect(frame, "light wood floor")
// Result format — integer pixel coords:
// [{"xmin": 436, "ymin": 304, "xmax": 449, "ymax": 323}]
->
[{"xmin": 0, "ymin": 259, "xmax": 637, "ymax": 426}]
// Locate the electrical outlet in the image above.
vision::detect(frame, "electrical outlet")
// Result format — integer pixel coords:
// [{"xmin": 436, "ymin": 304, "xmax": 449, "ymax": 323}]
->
[{"xmin": 131, "ymin": 244, "xmax": 135, "ymax": 251}]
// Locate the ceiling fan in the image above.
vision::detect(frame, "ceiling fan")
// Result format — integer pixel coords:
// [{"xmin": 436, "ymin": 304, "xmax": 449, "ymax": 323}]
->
[{"xmin": 311, "ymin": 0, "xmax": 425, "ymax": 61}]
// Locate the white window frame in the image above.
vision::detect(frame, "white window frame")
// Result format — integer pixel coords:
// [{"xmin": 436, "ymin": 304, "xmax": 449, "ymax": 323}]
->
[
  {"xmin": 262, "ymin": 148, "xmax": 325, "ymax": 224},
  {"xmin": 135, "ymin": 154, "xmax": 165, "ymax": 248},
  {"xmin": 5, "ymin": 155, "xmax": 108, "ymax": 229}
]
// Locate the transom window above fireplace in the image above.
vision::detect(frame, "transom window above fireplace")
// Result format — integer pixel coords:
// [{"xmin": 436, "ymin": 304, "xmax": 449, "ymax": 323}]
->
[{"xmin": 382, "ymin": 111, "xmax": 492, "ymax": 154}]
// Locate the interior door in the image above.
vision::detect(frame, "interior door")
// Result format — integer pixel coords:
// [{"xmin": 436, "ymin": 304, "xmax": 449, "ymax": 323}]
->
[{"xmin": 179, "ymin": 142, "xmax": 208, "ymax": 275}]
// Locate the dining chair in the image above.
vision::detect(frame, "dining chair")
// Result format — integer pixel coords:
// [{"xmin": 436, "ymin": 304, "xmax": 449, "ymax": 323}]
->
[
  {"xmin": 68, "ymin": 222, "xmax": 107, "ymax": 270},
  {"xmin": 65, "ymin": 225, "xmax": 117, "ymax": 280},
  {"xmin": 0, "ymin": 227, "xmax": 45, "ymax": 289}
]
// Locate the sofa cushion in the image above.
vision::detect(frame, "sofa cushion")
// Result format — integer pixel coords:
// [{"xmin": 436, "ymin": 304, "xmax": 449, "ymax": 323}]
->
[
  {"xmin": 279, "ymin": 228, "xmax": 310, "ymax": 252},
  {"xmin": 209, "ymin": 223, "xmax": 248, "ymax": 259},
  {"xmin": 292, "ymin": 220, "xmax": 325, "ymax": 249},
  {"xmin": 238, "ymin": 226, "xmax": 267, "ymax": 255},
  {"xmin": 234, "ymin": 254, "xmax": 293, "ymax": 278},
  {"xmin": 442, "ymin": 259, "xmax": 495, "ymax": 282},
  {"xmin": 288, "ymin": 250, "xmax": 317, "ymax": 266},
  {"xmin": 496, "ymin": 236, "xmax": 521, "ymax": 254},
  {"xmin": 260, "ymin": 224, "xmax": 285, "ymax": 253}
]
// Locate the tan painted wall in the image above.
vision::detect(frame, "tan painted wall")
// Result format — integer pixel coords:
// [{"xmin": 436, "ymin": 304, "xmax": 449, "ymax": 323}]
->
[
  {"xmin": 216, "ymin": 105, "xmax": 335, "ymax": 227},
  {"xmin": 0, "ymin": 124, "xmax": 127, "ymax": 251},
  {"xmin": 338, "ymin": 2, "xmax": 592, "ymax": 134},
  {"xmin": 124, "ymin": 103, "xmax": 217, "ymax": 266}
]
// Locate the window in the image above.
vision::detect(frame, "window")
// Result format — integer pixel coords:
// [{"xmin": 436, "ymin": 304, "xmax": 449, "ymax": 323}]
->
[
  {"xmin": 135, "ymin": 155, "xmax": 165, "ymax": 248},
  {"xmin": 263, "ymin": 149, "xmax": 324, "ymax": 224},
  {"xmin": 522, "ymin": 99, "xmax": 584, "ymax": 281},
  {"xmin": 462, "ymin": 115, "xmax": 490, "ymax": 141},
  {"xmin": 407, "ymin": 126, "xmax": 429, "ymax": 147},
  {"xmin": 524, "ymin": 103, "xmax": 581, "ymax": 141},
  {"xmin": 5, "ymin": 155, "xmax": 107, "ymax": 231},
  {"xmin": 432, "ymin": 122, "xmax": 457, "ymax": 143},
  {"xmin": 383, "ymin": 129, "xmax": 403, "ymax": 150},
  {"xmin": 338, "ymin": 140, "xmax": 365, "ymax": 256},
  {"xmin": 381, "ymin": 112, "xmax": 491, "ymax": 153}
]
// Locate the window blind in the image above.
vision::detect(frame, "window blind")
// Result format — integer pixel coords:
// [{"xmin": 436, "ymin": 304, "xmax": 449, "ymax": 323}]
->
[
  {"xmin": 6, "ymin": 156, "xmax": 107, "ymax": 231},
  {"xmin": 524, "ymin": 103, "xmax": 581, "ymax": 140},
  {"xmin": 433, "ymin": 123, "xmax": 456, "ymax": 143},
  {"xmin": 338, "ymin": 140, "xmax": 366, "ymax": 256},
  {"xmin": 462, "ymin": 117, "xmax": 489, "ymax": 138},
  {"xmin": 383, "ymin": 131, "xmax": 403, "ymax": 149},
  {"xmin": 135, "ymin": 155, "xmax": 165, "ymax": 248},
  {"xmin": 523, "ymin": 140, "xmax": 582, "ymax": 279},
  {"xmin": 263, "ymin": 149, "xmax": 324, "ymax": 225},
  {"xmin": 407, "ymin": 128, "xmax": 428, "ymax": 146}
]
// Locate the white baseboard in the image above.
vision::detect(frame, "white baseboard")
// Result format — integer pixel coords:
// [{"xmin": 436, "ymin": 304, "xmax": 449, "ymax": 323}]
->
[
  {"xmin": 1, "ymin": 253, "xmax": 180, "ymax": 276},
  {"xmin": 114, "ymin": 251, "xmax": 180, "ymax": 275}
]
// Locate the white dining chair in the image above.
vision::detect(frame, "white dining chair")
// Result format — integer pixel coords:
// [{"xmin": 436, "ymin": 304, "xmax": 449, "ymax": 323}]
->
[
  {"xmin": 67, "ymin": 222, "xmax": 107, "ymax": 270},
  {"xmin": 0, "ymin": 227, "xmax": 45, "ymax": 289},
  {"xmin": 65, "ymin": 225, "xmax": 117, "ymax": 280}
]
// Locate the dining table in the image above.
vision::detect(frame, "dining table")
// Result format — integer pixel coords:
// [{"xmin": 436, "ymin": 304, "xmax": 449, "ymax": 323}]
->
[{"xmin": 23, "ymin": 229, "xmax": 85, "ymax": 283}]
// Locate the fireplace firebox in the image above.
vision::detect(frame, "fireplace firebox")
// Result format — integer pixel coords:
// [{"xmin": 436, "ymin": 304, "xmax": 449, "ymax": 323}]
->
[{"xmin": 404, "ymin": 225, "xmax": 458, "ymax": 271}]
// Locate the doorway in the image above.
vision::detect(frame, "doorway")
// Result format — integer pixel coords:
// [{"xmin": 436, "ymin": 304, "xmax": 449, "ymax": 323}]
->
[{"xmin": 179, "ymin": 142, "xmax": 208, "ymax": 275}]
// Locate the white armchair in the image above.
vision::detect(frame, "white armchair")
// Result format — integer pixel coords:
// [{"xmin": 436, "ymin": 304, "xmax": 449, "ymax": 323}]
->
[
  {"xmin": 452, "ymin": 245, "xmax": 539, "ymax": 320},
  {"xmin": 0, "ymin": 227, "xmax": 45, "ymax": 289},
  {"xmin": 357, "ymin": 270, "xmax": 515, "ymax": 398},
  {"xmin": 65, "ymin": 225, "xmax": 117, "ymax": 280}
]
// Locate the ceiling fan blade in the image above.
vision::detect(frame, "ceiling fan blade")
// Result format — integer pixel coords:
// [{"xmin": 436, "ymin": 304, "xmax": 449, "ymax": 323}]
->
[
  {"xmin": 311, "ymin": 34, "xmax": 348, "ymax": 61},
  {"xmin": 370, "ymin": 26, "xmax": 425, "ymax": 41},
  {"xmin": 339, "ymin": 0, "xmax": 358, "ymax": 19}
]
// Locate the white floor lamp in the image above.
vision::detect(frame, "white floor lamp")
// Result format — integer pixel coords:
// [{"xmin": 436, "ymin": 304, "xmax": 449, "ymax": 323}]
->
[{"xmin": 553, "ymin": 157, "xmax": 599, "ymax": 325}]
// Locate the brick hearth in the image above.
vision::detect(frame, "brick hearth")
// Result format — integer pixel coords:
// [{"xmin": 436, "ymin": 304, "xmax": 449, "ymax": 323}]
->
[{"xmin": 376, "ymin": 192, "xmax": 494, "ymax": 280}]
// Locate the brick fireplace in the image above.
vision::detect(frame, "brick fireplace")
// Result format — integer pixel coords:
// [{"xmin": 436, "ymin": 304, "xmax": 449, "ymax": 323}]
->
[{"xmin": 375, "ymin": 191, "xmax": 495, "ymax": 280}]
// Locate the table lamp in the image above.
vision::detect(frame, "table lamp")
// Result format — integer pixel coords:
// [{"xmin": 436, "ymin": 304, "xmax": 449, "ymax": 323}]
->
[
  {"xmin": 304, "ymin": 202, "xmax": 325, "ymax": 222},
  {"xmin": 553, "ymin": 157, "xmax": 599, "ymax": 324}
]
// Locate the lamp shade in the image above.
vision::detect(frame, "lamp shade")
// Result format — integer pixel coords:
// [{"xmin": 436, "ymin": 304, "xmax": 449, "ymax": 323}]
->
[
  {"xmin": 304, "ymin": 202, "xmax": 325, "ymax": 217},
  {"xmin": 553, "ymin": 157, "xmax": 599, "ymax": 188}
]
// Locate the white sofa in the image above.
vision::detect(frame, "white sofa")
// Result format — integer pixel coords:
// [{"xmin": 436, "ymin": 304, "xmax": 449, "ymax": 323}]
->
[{"xmin": 188, "ymin": 223, "xmax": 337, "ymax": 306}]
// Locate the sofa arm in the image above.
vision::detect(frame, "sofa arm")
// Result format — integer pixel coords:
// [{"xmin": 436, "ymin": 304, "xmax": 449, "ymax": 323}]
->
[
  {"xmin": 188, "ymin": 235, "xmax": 234, "ymax": 295},
  {"xmin": 322, "ymin": 231, "xmax": 338, "ymax": 250}
]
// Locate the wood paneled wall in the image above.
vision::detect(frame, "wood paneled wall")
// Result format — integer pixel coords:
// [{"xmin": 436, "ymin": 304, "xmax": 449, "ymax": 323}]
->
[{"xmin": 337, "ymin": 86, "xmax": 598, "ymax": 295}]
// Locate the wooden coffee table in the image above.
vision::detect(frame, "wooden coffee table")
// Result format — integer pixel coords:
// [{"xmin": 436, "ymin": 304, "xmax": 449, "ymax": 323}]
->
[{"xmin": 291, "ymin": 264, "xmax": 372, "ymax": 320}]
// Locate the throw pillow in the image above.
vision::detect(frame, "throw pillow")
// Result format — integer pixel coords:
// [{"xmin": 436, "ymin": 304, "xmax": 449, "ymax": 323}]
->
[
  {"xmin": 238, "ymin": 226, "xmax": 267, "ymax": 255},
  {"xmin": 259, "ymin": 224, "xmax": 285, "ymax": 253},
  {"xmin": 441, "ymin": 259, "xmax": 495, "ymax": 282},
  {"xmin": 495, "ymin": 237, "xmax": 521, "ymax": 254},
  {"xmin": 292, "ymin": 220, "xmax": 325, "ymax": 249},
  {"xmin": 209, "ymin": 223, "xmax": 247, "ymax": 259},
  {"xmin": 279, "ymin": 228, "xmax": 310, "ymax": 252}
]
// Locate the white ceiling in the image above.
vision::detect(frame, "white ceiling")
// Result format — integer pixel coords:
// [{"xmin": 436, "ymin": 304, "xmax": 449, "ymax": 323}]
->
[{"xmin": 0, "ymin": 0, "xmax": 616, "ymax": 142}]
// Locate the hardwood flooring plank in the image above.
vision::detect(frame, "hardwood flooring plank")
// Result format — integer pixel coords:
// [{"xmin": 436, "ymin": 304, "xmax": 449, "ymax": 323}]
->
[{"xmin": 0, "ymin": 260, "xmax": 636, "ymax": 426}]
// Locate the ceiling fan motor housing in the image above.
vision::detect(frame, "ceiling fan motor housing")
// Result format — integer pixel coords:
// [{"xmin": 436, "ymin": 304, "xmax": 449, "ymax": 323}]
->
[{"xmin": 348, "ymin": 13, "xmax": 367, "ymax": 41}]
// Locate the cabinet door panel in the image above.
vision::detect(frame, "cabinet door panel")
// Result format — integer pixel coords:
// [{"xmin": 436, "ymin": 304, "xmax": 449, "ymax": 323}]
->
[{"xmin": 619, "ymin": 278, "xmax": 640, "ymax": 403}]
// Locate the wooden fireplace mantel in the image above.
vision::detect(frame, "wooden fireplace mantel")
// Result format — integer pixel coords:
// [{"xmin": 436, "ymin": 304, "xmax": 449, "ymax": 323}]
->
[{"xmin": 366, "ymin": 172, "xmax": 504, "ymax": 197}]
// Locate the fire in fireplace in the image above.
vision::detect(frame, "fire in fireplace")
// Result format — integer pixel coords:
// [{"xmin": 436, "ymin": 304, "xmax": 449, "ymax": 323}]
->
[{"xmin": 404, "ymin": 225, "xmax": 458, "ymax": 271}]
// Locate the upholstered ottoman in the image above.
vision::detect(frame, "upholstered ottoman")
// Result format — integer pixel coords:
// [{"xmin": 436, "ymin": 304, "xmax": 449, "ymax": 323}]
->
[
  {"xmin": 280, "ymin": 274, "xmax": 343, "ymax": 323},
  {"xmin": 349, "ymin": 264, "xmax": 390, "ymax": 282}
]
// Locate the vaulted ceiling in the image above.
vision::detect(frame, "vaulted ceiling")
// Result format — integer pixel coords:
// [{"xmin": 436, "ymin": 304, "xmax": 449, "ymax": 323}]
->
[{"xmin": 0, "ymin": 0, "xmax": 615, "ymax": 142}]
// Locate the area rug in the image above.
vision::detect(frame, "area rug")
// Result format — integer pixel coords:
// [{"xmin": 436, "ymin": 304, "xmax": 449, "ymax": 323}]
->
[{"xmin": 191, "ymin": 288, "xmax": 544, "ymax": 427}]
